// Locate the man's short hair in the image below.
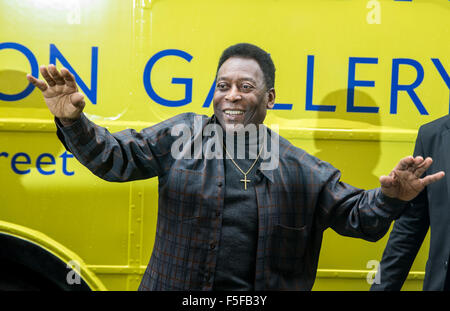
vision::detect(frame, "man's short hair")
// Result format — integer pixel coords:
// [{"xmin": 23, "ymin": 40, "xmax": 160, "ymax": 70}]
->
[{"xmin": 216, "ymin": 43, "xmax": 276, "ymax": 90}]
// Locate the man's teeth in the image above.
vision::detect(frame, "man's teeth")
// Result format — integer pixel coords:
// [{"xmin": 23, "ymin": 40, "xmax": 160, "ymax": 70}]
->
[{"xmin": 225, "ymin": 110, "xmax": 244, "ymax": 115}]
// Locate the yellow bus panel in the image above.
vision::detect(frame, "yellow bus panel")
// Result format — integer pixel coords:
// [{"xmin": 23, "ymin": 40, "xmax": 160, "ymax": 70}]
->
[{"xmin": 0, "ymin": 0, "xmax": 448, "ymax": 290}]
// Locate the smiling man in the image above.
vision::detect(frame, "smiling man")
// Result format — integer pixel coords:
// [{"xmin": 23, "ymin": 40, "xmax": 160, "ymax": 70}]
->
[
  {"xmin": 214, "ymin": 49, "xmax": 275, "ymax": 132},
  {"xmin": 27, "ymin": 43, "xmax": 444, "ymax": 290}
]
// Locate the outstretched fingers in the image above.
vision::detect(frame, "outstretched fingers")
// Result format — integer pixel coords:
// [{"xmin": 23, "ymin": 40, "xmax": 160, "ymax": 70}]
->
[
  {"xmin": 395, "ymin": 156, "xmax": 415, "ymax": 171},
  {"xmin": 26, "ymin": 74, "xmax": 48, "ymax": 92},
  {"xmin": 48, "ymin": 64, "xmax": 65, "ymax": 85},
  {"xmin": 33, "ymin": 65, "xmax": 77, "ymax": 91},
  {"xmin": 413, "ymin": 157, "xmax": 433, "ymax": 177},
  {"xmin": 61, "ymin": 67, "xmax": 78, "ymax": 90},
  {"xmin": 379, "ymin": 175, "xmax": 395, "ymax": 188},
  {"xmin": 421, "ymin": 171, "xmax": 445, "ymax": 187},
  {"xmin": 39, "ymin": 65, "xmax": 56, "ymax": 87}
]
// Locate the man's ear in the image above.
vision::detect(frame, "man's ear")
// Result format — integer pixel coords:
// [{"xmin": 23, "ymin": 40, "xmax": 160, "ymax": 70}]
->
[
  {"xmin": 267, "ymin": 88, "xmax": 275, "ymax": 109},
  {"xmin": 266, "ymin": 88, "xmax": 276, "ymax": 109}
]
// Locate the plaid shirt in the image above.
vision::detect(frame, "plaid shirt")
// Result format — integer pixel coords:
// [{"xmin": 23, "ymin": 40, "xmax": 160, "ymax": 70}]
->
[{"xmin": 56, "ymin": 112, "xmax": 406, "ymax": 290}]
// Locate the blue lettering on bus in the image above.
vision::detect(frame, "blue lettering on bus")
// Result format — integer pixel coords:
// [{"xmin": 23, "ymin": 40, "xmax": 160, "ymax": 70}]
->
[
  {"xmin": 0, "ymin": 42, "xmax": 98, "ymax": 104},
  {"xmin": 50, "ymin": 44, "xmax": 99, "ymax": 105},
  {"xmin": 431, "ymin": 58, "xmax": 450, "ymax": 112},
  {"xmin": 0, "ymin": 42, "xmax": 39, "ymax": 101},
  {"xmin": 390, "ymin": 58, "xmax": 427, "ymax": 115},
  {"xmin": 143, "ymin": 49, "xmax": 193, "ymax": 107},
  {"xmin": 1, "ymin": 150, "xmax": 75, "ymax": 176},
  {"xmin": 305, "ymin": 55, "xmax": 336, "ymax": 112},
  {"xmin": 347, "ymin": 57, "xmax": 379, "ymax": 113},
  {"xmin": 36, "ymin": 153, "xmax": 56, "ymax": 175},
  {"xmin": 202, "ymin": 79, "xmax": 216, "ymax": 108},
  {"xmin": 271, "ymin": 103, "xmax": 293, "ymax": 110},
  {"xmin": 60, "ymin": 151, "xmax": 75, "ymax": 176},
  {"xmin": 11, "ymin": 152, "xmax": 32, "ymax": 175},
  {"xmin": 1, "ymin": 43, "xmax": 449, "ymax": 115}
]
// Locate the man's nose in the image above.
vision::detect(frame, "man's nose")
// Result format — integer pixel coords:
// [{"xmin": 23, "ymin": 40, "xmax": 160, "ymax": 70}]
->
[{"xmin": 225, "ymin": 85, "xmax": 242, "ymax": 102}]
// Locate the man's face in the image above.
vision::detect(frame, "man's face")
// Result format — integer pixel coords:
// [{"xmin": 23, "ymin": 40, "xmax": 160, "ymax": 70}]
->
[{"xmin": 213, "ymin": 57, "xmax": 275, "ymax": 132}]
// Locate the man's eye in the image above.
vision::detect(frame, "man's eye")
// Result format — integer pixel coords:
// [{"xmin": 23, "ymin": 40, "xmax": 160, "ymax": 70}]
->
[
  {"xmin": 217, "ymin": 83, "xmax": 227, "ymax": 89},
  {"xmin": 242, "ymin": 84, "xmax": 253, "ymax": 90}
]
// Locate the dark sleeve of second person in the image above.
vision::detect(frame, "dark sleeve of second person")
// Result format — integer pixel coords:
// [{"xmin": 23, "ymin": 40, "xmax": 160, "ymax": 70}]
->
[{"xmin": 370, "ymin": 127, "xmax": 430, "ymax": 291}]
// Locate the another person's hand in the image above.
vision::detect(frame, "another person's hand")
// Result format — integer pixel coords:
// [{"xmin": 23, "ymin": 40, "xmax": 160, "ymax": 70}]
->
[
  {"xmin": 26, "ymin": 65, "xmax": 85, "ymax": 125},
  {"xmin": 380, "ymin": 156, "xmax": 445, "ymax": 201}
]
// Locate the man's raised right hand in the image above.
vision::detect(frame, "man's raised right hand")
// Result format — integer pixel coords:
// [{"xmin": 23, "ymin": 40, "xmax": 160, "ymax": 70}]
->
[{"xmin": 26, "ymin": 64, "xmax": 85, "ymax": 125}]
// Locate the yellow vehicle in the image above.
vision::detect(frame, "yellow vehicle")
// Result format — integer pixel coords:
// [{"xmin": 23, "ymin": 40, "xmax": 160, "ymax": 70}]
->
[{"xmin": 0, "ymin": 0, "xmax": 448, "ymax": 290}]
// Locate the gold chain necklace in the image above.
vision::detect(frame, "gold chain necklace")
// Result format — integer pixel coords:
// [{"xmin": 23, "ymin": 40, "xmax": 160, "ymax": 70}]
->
[{"xmin": 223, "ymin": 143, "xmax": 264, "ymax": 190}]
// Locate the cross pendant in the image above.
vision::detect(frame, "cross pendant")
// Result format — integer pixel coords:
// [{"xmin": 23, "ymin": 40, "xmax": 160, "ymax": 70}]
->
[{"xmin": 240, "ymin": 175, "xmax": 251, "ymax": 190}]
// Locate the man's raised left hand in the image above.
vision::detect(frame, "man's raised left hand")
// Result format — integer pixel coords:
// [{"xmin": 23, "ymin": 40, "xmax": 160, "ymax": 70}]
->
[{"xmin": 380, "ymin": 156, "xmax": 445, "ymax": 201}]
